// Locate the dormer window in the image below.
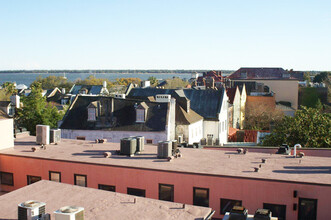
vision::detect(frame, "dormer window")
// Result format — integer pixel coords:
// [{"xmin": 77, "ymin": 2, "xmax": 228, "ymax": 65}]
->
[
  {"xmin": 79, "ymin": 88, "xmax": 88, "ymax": 94},
  {"xmin": 88, "ymin": 108, "xmax": 96, "ymax": 121},
  {"xmin": 87, "ymin": 101, "xmax": 100, "ymax": 121},
  {"xmin": 136, "ymin": 102, "xmax": 148, "ymax": 123},
  {"xmin": 241, "ymin": 72, "xmax": 247, "ymax": 78}
]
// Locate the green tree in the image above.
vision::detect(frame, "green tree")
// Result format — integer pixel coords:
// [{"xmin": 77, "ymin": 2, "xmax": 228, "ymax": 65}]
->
[
  {"xmin": 262, "ymin": 107, "xmax": 331, "ymax": 148},
  {"xmin": 16, "ymin": 83, "xmax": 63, "ymax": 135},
  {"xmin": 0, "ymin": 82, "xmax": 17, "ymax": 101},
  {"xmin": 301, "ymin": 87, "xmax": 320, "ymax": 108},
  {"xmin": 75, "ymin": 75, "xmax": 114, "ymax": 89},
  {"xmin": 313, "ymin": 72, "xmax": 329, "ymax": 83},
  {"xmin": 147, "ymin": 76, "xmax": 158, "ymax": 86},
  {"xmin": 162, "ymin": 77, "xmax": 189, "ymax": 89},
  {"xmin": 31, "ymin": 75, "xmax": 74, "ymax": 92}
]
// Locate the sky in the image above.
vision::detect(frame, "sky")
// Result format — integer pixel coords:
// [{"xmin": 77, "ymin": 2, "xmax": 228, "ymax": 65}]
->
[{"xmin": 0, "ymin": 0, "xmax": 330, "ymax": 71}]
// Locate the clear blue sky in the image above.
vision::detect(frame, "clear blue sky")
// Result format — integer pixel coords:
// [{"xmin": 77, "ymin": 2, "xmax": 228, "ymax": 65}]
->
[{"xmin": 0, "ymin": 0, "xmax": 330, "ymax": 70}]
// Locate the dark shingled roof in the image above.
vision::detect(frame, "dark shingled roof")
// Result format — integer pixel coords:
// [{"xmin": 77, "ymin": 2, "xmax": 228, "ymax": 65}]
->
[
  {"xmin": 60, "ymin": 96, "xmax": 168, "ymax": 131},
  {"xmin": 226, "ymin": 88, "xmax": 236, "ymax": 104},
  {"xmin": 127, "ymin": 88, "xmax": 224, "ymax": 120},
  {"xmin": 0, "ymin": 101, "xmax": 11, "ymax": 107},
  {"xmin": 69, "ymin": 85, "xmax": 104, "ymax": 95},
  {"xmin": 228, "ymin": 67, "xmax": 300, "ymax": 80},
  {"xmin": 0, "ymin": 109, "xmax": 10, "ymax": 119}
]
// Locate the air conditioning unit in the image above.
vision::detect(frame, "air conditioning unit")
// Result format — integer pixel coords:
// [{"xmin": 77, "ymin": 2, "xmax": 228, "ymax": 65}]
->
[
  {"xmin": 177, "ymin": 135, "xmax": 183, "ymax": 144},
  {"xmin": 50, "ymin": 129, "xmax": 61, "ymax": 144},
  {"xmin": 200, "ymin": 138, "xmax": 206, "ymax": 145},
  {"xmin": 135, "ymin": 136, "xmax": 144, "ymax": 153},
  {"xmin": 215, "ymin": 138, "xmax": 220, "ymax": 146},
  {"xmin": 254, "ymin": 209, "xmax": 272, "ymax": 220},
  {"xmin": 172, "ymin": 140, "xmax": 178, "ymax": 154},
  {"xmin": 157, "ymin": 141, "xmax": 172, "ymax": 158},
  {"xmin": 207, "ymin": 137, "xmax": 213, "ymax": 146},
  {"xmin": 18, "ymin": 200, "xmax": 46, "ymax": 220},
  {"xmin": 120, "ymin": 138, "xmax": 137, "ymax": 156},
  {"xmin": 36, "ymin": 125, "xmax": 50, "ymax": 145},
  {"xmin": 54, "ymin": 206, "xmax": 84, "ymax": 220}
]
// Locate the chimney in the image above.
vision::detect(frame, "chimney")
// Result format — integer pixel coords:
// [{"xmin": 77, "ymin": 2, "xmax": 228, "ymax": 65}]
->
[
  {"xmin": 61, "ymin": 88, "xmax": 66, "ymax": 94},
  {"xmin": 103, "ymin": 81, "xmax": 107, "ymax": 88},
  {"xmin": 10, "ymin": 95, "xmax": 20, "ymax": 108}
]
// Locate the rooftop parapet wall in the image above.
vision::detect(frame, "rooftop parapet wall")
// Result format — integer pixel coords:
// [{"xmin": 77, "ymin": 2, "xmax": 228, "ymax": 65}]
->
[{"xmin": 0, "ymin": 119, "xmax": 14, "ymax": 150}]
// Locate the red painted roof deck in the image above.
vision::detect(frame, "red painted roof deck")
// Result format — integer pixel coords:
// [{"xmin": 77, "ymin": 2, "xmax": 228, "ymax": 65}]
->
[
  {"xmin": 0, "ymin": 180, "xmax": 212, "ymax": 219},
  {"xmin": 2, "ymin": 136, "xmax": 331, "ymax": 185}
]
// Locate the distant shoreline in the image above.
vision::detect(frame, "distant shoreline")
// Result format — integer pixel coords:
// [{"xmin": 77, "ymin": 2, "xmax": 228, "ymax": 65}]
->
[{"xmin": 0, "ymin": 70, "xmax": 235, "ymax": 74}]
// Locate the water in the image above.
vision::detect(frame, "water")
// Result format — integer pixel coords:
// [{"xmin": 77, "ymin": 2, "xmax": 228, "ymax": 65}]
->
[{"xmin": 0, "ymin": 72, "xmax": 192, "ymax": 87}]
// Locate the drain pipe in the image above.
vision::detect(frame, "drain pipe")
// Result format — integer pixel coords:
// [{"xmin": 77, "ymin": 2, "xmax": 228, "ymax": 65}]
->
[{"xmin": 293, "ymin": 144, "xmax": 302, "ymax": 157}]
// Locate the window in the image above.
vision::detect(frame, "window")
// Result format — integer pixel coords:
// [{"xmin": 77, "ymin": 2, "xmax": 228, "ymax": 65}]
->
[
  {"xmin": 87, "ymin": 108, "xmax": 96, "ymax": 121},
  {"xmin": 263, "ymin": 203, "xmax": 286, "ymax": 220},
  {"xmin": 298, "ymin": 198, "xmax": 317, "ymax": 220},
  {"xmin": 49, "ymin": 171, "xmax": 61, "ymax": 182},
  {"xmin": 127, "ymin": 187, "xmax": 146, "ymax": 197},
  {"xmin": 159, "ymin": 184, "xmax": 174, "ymax": 202},
  {"xmin": 76, "ymin": 136, "xmax": 86, "ymax": 140},
  {"xmin": 220, "ymin": 198, "xmax": 242, "ymax": 215},
  {"xmin": 146, "ymin": 139, "xmax": 153, "ymax": 144},
  {"xmin": 74, "ymin": 174, "xmax": 87, "ymax": 187},
  {"xmin": 193, "ymin": 187, "xmax": 209, "ymax": 207},
  {"xmin": 98, "ymin": 184, "xmax": 116, "ymax": 192},
  {"xmin": 0, "ymin": 172, "xmax": 13, "ymax": 186},
  {"xmin": 136, "ymin": 109, "xmax": 145, "ymax": 122},
  {"xmin": 27, "ymin": 175, "xmax": 41, "ymax": 185}
]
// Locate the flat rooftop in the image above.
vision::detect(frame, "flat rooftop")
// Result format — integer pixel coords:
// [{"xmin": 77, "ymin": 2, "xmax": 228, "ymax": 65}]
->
[
  {"xmin": 0, "ymin": 180, "xmax": 212, "ymax": 219},
  {"xmin": 1, "ymin": 136, "xmax": 331, "ymax": 185}
]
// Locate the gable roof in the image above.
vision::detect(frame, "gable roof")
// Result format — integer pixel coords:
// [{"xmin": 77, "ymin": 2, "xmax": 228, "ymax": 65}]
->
[
  {"xmin": 60, "ymin": 96, "xmax": 168, "ymax": 132},
  {"xmin": 176, "ymin": 105, "xmax": 203, "ymax": 125},
  {"xmin": 0, "ymin": 101, "xmax": 11, "ymax": 107},
  {"xmin": 197, "ymin": 71, "xmax": 223, "ymax": 83},
  {"xmin": 127, "ymin": 88, "xmax": 224, "ymax": 120},
  {"xmin": 0, "ymin": 109, "xmax": 10, "ymax": 119},
  {"xmin": 226, "ymin": 88, "xmax": 236, "ymax": 104},
  {"xmin": 228, "ymin": 67, "xmax": 299, "ymax": 80}
]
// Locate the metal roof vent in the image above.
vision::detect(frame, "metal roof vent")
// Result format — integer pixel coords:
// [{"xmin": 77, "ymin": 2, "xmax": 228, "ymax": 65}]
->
[{"xmin": 54, "ymin": 206, "xmax": 84, "ymax": 220}]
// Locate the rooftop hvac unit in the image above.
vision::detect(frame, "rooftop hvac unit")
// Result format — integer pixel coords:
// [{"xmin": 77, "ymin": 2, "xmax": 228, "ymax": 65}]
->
[
  {"xmin": 215, "ymin": 138, "xmax": 220, "ymax": 146},
  {"xmin": 36, "ymin": 125, "xmax": 50, "ymax": 145},
  {"xmin": 157, "ymin": 141, "xmax": 172, "ymax": 158},
  {"xmin": 193, "ymin": 142, "xmax": 202, "ymax": 149},
  {"xmin": 50, "ymin": 129, "xmax": 61, "ymax": 144},
  {"xmin": 18, "ymin": 200, "xmax": 46, "ymax": 220},
  {"xmin": 229, "ymin": 206, "xmax": 248, "ymax": 220},
  {"xmin": 172, "ymin": 140, "xmax": 178, "ymax": 155},
  {"xmin": 207, "ymin": 137, "xmax": 213, "ymax": 146},
  {"xmin": 54, "ymin": 206, "xmax": 84, "ymax": 220},
  {"xmin": 177, "ymin": 135, "xmax": 183, "ymax": 144},
  {"xmin": 135, "ymin": 136, "xmax": 144, "ymax": 153},
  {"xmin": 200, "ymin": 138, "xmax": 206, "ymax": 145},
  {"xmin": 254, "ymin": 209, "xmax": 272, "ymax": 220},
  {"xmin": 120, "ymin": 138, "xmax": 137, "ymax": 156}
]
